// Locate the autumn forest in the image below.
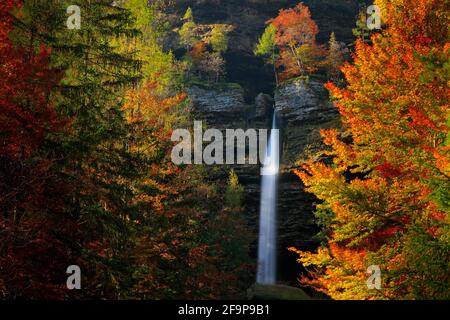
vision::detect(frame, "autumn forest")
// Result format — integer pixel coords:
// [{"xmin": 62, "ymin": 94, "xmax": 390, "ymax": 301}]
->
[{"xmin": 0, "ymin": 0, "xmax": 448, "ymax": 301}]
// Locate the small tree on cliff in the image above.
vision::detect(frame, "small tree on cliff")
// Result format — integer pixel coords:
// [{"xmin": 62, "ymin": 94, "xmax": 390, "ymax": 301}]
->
[
  {"xmin": 210, "ymin": 24, "xmax": 229, "ymax": 54},
  {"xmin": 270, "ymin": 2, "xmax": 320, "ymax": 79},
  {"xmin": 209, "ymin": 24, "xmax": 230, "ymax": 82},
  {"xmin": 254, "ymin": 24, "xmax": 279, "ymax": 86},
  {"xmin": 190, "ymin": 41, "xmax": 225, "ymax": 83},
  {"xmin": 324, "ymin": 32, "xmax": 348, "ymax": 82},
  {"xmin": 178, "ymin": 7, "xmax": 198, "ymax": 50}
]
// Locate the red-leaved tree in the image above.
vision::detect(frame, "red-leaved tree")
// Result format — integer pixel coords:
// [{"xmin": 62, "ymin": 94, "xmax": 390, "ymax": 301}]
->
[{"xmin": 0, "ymin": 0, "xmax": 74, "ymax": 299}]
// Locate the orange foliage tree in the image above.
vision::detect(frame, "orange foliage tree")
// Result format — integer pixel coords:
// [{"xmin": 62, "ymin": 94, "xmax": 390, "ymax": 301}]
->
[
  {"xmin": 290, "ymin": 0, "xmax": 449, "ymax": 300},
  {"xmin": 122, "ymin": 82, "xmax": 252, "ymax": 299},
  {"xmin": 0, "ymin": 0, "xmax": 252, "ymax": 299},
  {"xmin": 270, "ymin": 2, "xmax": 320, "ymax": 79}
]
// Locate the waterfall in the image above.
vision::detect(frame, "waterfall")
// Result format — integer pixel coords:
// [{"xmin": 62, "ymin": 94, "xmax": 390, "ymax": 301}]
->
[{"xmin": 257, "ymin": 112, "xmax": 280, "ymax": 284}]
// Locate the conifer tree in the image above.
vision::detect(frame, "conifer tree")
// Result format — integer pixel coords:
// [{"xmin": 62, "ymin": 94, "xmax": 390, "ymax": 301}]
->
[
  {"xmin": 324, "ymin": 32, "xmax": 347, "ymax": 82},
  {"xmin": 210, "ymin": 24, "xmax": 229, "ymax": 54},
  {"xmin": 178, "ymin": 7, "xmax": 198, "ymax": 50}
]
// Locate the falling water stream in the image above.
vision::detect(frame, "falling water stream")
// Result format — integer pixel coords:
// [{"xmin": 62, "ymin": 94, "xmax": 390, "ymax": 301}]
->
[{"xmin": 257, "ymin": 112, "xmax": 280, "ymax": 284}]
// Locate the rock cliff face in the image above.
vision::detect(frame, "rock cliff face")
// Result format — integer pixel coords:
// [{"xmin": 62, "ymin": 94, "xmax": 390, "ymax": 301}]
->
[
  {"xmin": 188, "ymin": 85, "xmax": 247, "ymax": 123},
  {"xmin": 188, "ymin": 78, "xmax": 340, "ymax": 284},
  {"xmin": 173, "ymin": 0, "xmax": 361, "ymax": 98},
  {"xmin": 276, "ymin": 79, "xmax": 341, "ymax": 164},
  {"xmin": 275, "ymin": 78, "xmax": 337, "ymax": 125}
]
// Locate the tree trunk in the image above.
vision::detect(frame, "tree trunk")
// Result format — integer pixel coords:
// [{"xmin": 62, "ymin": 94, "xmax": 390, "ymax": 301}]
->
[
  {"xmin": 290, "ymin": 45, "xmax": 304, "ymax": 76},
  {"xmin": 272, "ymin": 47, "xmax": 279, "ymax": 86}
]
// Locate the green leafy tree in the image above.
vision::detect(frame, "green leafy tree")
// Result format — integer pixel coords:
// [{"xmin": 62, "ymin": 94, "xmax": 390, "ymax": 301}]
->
[
  {"xmin": 117, "ymin": 0, "xmax": 180, "ymax": 88},
  {"xmin": 178, "ymin": 7, "xmax": 198, "ymax": 50},
  {"xmin": 225, "ymin": 169, "xmax": 245, "ymax": 208},
  {"xmin": 254, "ymin": 24, "xmax": 279, "ymax": 85},
  {"xmin": 210, "ymin": 24, "xmax": 229, "ymax": 54},
  {"xmin": 183, "ymin": 6, "xmax": 193, "ymax": 20}
]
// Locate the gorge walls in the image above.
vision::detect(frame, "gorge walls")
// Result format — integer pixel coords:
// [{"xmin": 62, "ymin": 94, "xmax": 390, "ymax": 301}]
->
[{"xmin": 187, "ymin": 78, "xmax": 341, "ymax": 285}]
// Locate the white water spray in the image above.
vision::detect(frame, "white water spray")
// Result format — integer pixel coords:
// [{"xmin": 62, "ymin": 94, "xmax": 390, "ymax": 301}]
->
[{"xmin": 257, "ymin": 112, "xmax": 280, "ymax": 284}]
